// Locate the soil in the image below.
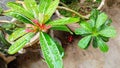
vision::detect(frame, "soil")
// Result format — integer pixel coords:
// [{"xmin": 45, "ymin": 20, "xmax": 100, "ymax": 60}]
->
[
  {"xmin": 0, "ymin": 58, "xmax": 7, "ymax": 68},
  {"xmin": 1, "ymin": 0, "xmax": 120, "ymax": 68}
]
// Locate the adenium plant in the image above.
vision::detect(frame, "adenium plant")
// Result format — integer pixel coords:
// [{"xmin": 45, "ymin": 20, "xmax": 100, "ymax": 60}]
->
[
  {"xmin": 0, "ymin": 0, "xmax": 117, "ymax": 68},
  {"xmin": 3, "ymin": 0, "xmax": 79, "ymax": 68},
  {"xmin": 75, "ymin": 9, "xmax": 116, "ymax": 52}
]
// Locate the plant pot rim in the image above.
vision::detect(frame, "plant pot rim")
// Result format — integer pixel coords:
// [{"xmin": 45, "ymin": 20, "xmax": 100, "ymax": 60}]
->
[{"xmin": 0, "ymin": 52, "xmax": 16, "ymax": 64}]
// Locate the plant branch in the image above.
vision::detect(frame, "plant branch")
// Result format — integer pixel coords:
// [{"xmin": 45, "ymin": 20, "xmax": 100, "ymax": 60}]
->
[
  {"xmin": 16, "ymin": 1, "xmax": 27, "ymax": 9},
  {"xmin": 0, "ymin": 20, "xmax": 10, "ymax": 23},
  {"xmin": 97, "ymin": 0, "xmax": 105, "ymax": 10},
  {"xmin": 55, "ymin": 10, "xmax": 64, "ymax": 18},
  {"xmin": 59, "ymin": 2, "xmax": 68, "ymax": 7},
  {"xmin": 57, "ymin": 6, "xmax": 89, "ymax": 19}
]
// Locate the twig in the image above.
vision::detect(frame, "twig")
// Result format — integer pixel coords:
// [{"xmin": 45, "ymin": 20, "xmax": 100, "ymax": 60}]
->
[
  {"xmin": 55, "ymin": 10, "xmax": 64, "ymax": 18},
  {"xmin": 93, "ymin": 0, "xmax": 96, "ymax": 2},
  {"xmin": 16, "ymin": 1, "xmax": 27, "ymax": 9},
  {"xmin": 97, "ymin": 0, "xmax": 105, "ymax": 10},
  {"xmin": 57, "ymin": 6, "xmax": 89, "ymax": 19},
  {"xmin": 0, "ymin": 20, "xmax": 10, "ymax": 23},
  {"xmin": 60, "ymin": 2, "xmax": 68, "ymax": 7},
  {"xmin": 2, "ymin": 10, "xmax": 10, "ymax": 13},
  {"xmin": 49, "ymin": 30, "xmax": 54, "ymax": 38},
  {"xmin": 10, "ymin": 18, "xmax": 16, "ymax": 23}
]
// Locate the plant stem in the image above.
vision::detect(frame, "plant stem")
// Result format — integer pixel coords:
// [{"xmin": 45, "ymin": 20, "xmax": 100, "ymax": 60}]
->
[
  {"xmin": 55, "ymin": 10, "xmax": 64, "ymax": 18},
  {"xmin": 0, "ymin": 31, "xmax": 11, "ymax": 47},
  {"xmin": 0, "ymin": 20, "xmax": 10, "ymax": 23},
  {"xmin": 16, "ymin": 1, "xmax": 27, "ymax": 9},
  {"xmin": 59, "ymin": 2, "xmax": 68, "ymax": 7},
  {"xmin": 57, "ymin": 6, "xmax": 89, "ymax": 19},
  {"xmin": 97, "ymin": 0, "xmax": 105, "ymax": 10}
]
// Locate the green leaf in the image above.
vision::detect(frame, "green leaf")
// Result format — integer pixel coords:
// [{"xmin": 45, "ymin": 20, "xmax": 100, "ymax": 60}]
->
[
  {"xmin": 92, "ymin": 37, "xmax": 98, "ymax": 48},
  {"xmin": 96, "ymin": 0, "xmax": 102, "ymax": 2},
  {"xmin": 75, "ymin": 28, "xmax": 91, "ymax": 35},
  {"xmin": 90, "ymin": 9, "xmax": 99, "ymax": 27},
  {"xmin": 105, "ymin": 19, "xmax": 112, "ymax": 26},
  {"xmin": 8, "ymin": 32, "xmax": 34, "ymax": 54},
  {"xmin": 80, "ymin": 21, "xmax": 92, "ymax": 32},
  {"xmin": 78, "ymin": 35, "xmax": 92, "ymax": 49},
  {"xmin": 99, "ymin": 26, "xmax": 116, "ymax": 37},
  {"xmin": 44, "ymin": 0, "xmax": 59, "ymax": 22},
  {"xmin": 5, "ymin": 12, "xmax": 34, "ymax": 24},
  {"xmin": 24, "ymin": 0, "xmax": 39, "ymax": 18},
  {"xmin": 99, "ymin": 19, "xmax": 112, "ymax": 30},
  {"xmin": 38, "ymin": 0, "xmax": 52, "ymax": 23},
  {"xmin": 96, "ymin": 13, "xmax": 108, "ymax": 28},
  {"xmin": 100, "ymin": 36, "xmax": 109, "ymax": 42},
  {"xmin": 54, "ymin": 40, "xmax": 64, "ymax": 58},
  {"xmin": 47, "ymin": 17, "xmax": 79, "ymax": 26},
  {"xmin": 39, "ymin": 0, "xmax": 52, "ymax": 14},
  {"xmin": 8, "ymin": 28, "xmax": 27, "ymax": 41},
  {"xmin": 0, "ymin": 7, "xmax": 3, "ymax": 15},
  {"xmin": 39, "ymin": 32, "xmax": 63, "ymax": 68},
  {"xmin": 7, "ymin": 2, "xmax": 34, "ymax": 19},
  {"xmin": 1, "ymin": 23, "xmax": 15, "ymax": 29},
  {"xmin": 96, "ymin": 37, "xmax": 109, "ymax": 52},
  {"xmin": 51, "ymin": 25, "xmax": 73, "ymax": 34},
  {"xmin": 0, "ymin": 31, "xmax": 11, "ymax": 47}
]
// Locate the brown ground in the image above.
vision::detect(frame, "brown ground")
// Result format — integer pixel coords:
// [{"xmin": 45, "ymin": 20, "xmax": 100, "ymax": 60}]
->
[{"xmin": 7, "ymin": 0, "xmax": 120, "ymax": 68}]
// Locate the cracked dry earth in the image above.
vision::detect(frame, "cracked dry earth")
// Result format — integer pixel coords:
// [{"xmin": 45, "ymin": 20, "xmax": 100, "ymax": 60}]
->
[{"xmin": 1, "ymin": 0, "xmax": 120, "ymax": 68}]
